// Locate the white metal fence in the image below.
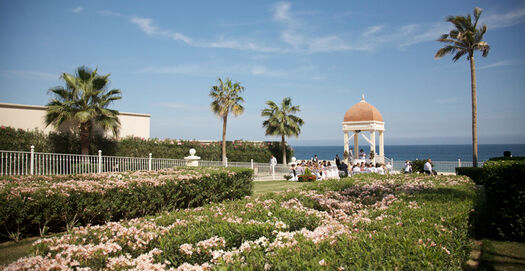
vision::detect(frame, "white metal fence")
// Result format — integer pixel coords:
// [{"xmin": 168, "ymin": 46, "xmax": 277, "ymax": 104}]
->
[{"xmin": 0, "ymin": 147, "xmax": 290, "ymax": 177}]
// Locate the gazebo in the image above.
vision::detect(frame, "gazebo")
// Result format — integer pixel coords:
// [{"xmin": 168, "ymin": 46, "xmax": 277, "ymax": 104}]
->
[{"xmin": 342, "ymin": 95, "xmax": 385, "ymax": 164}]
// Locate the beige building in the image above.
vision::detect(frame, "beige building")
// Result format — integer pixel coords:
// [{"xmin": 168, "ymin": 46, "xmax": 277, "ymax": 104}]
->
[{"xmin": 0, "ymin": 102, "xmax": 150, "ymax": 139}]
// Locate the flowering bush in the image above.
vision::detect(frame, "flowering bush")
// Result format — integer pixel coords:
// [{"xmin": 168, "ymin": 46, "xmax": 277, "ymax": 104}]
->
[
  {"xmin": 0, "ymin": 167, "xmax": 253, "ymax": 240},
  {"xmin": 3, "ymin": 174, "xmax": 477, "ymax": 270}
]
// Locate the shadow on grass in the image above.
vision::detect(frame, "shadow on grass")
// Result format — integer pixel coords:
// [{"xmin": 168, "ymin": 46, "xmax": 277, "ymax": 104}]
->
[
  {"xmin": 0, "ymin": 236, "xmax": 38, "ymax": 265},
  {"xmin": 478, "ymin": 240, "xmax": 525, "ymax": 271}
]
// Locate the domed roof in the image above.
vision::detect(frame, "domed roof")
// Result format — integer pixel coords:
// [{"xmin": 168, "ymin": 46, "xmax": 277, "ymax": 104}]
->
[{"xmin": 343, "ymin": 95, "xmax": 383, "ymax": 122}]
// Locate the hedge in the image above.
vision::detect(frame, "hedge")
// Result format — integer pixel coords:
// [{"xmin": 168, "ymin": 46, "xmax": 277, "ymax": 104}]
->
[
  {"xmin": 455, "ymin": 167, "xmax": 485, "ymax": 185},
  {"xmin": 3, "ymin": 174, "xmax": 476, "ymax": 270},
  {"xmin": 483, "ymin": 160, "xmax": 525, "ymax": 241},
  {"xmin": 0, "ymin": 126, "xmax": 293, "ymax": 163},
  {"xmin": 0, "ymin": 167, "xmax": 253, "ymax": 240}
]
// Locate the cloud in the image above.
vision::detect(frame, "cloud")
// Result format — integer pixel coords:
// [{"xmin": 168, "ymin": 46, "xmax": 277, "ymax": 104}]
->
[
  {"xmin": 129, "ymin": 16, "xmax": 193, "ymax": 44},
  {"xmin": 482, "ymin": 7, "xmax": 525, "ymax": 28},
  {"xmin": 479, "ymin": 60, "xmax": 524, "ymax": 69},
  {"xmin": 250, "ymin": 65, "xmax": 285, "ymax": 76},
  {"xmin": 72, "ymin": 6, "xmax": 84, "ymax": 13},
  {"xmin": 362, "ymin": 25, "xmax": 383, "ymax": 36},
  {"xmin": 4, "ymin": 70, "xmax": 58, "ymax": 81},
  {"xmin": 273, "ymin": 2, "xmax": 292, "ymax": 22}
]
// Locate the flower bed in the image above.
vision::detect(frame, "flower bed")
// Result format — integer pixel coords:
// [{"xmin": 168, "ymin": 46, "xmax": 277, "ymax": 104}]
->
[
  {"xmin": 0, "ymin": 167, "xmax": 253, "ymax": 240},
  {"xmin": 4, "ymin": 174, "xmax": 476, "ymax": 270}
]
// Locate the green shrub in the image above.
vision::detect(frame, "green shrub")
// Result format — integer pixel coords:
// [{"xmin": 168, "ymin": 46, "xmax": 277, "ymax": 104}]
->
[
  {"xmin": 298, "ymin": 168, "xmax": 316, "ymax": 182},
  {"xmin": 7, "ymin": 174, "xmax": 476, "ymax": 270},
  {"xmin": 0, "ymin": 126, "xmax": 292, "ymax": 162},
  {"xmin": 456, "ymin": 167, "xmax": 485, "ymax": 184},
  {"xmin": 483, "ymin": 160, "xmax": 525, "ymax": 241},
  {"xmin": 488, "ymin": 156, "xmax": 525, "ymax": 162},
  {"xmin": 410, "ymin": 159, "xmax": 436, "ymax": 174},
  {"xmin": 0, "ymin": 167, "xmax": 253, "ymax": 240}
]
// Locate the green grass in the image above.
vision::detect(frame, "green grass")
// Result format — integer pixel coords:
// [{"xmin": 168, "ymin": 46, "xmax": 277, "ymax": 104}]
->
[
  {"xmin": 252, "ymin": 180, "xmax": 307, "ymax": 196},
  {"xmin": 0, "ymin": 237, "xmax": 38, "ymax": 266},
  {"xmin": 479, "ymin": 239, "xmax": 525, "ymax": 271}
]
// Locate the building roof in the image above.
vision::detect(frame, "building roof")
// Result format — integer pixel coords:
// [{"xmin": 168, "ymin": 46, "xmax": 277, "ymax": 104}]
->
[{"xmin": 343, "ymin": 95, "xmax": 383, "ymax": 122}]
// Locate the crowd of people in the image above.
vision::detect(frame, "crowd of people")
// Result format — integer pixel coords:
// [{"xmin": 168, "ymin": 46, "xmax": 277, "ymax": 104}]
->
[{"xmin": 286, "ymin": 153, "xmax": 394, "ymax": 181}]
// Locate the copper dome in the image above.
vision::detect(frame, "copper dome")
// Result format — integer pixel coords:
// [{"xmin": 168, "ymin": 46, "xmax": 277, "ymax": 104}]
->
[{"xmin": 343, "ymin": 97, "xmax": 383, "ymax": 122}]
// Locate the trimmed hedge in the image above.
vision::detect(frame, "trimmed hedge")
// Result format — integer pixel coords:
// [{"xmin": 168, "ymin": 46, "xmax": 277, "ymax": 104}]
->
[
  {"xmin": 0, "ymin": 167, "xmax": 253, "ymax": 240},
  {"xmin": 488, "ymin": 156, "xmax": 525, "ymax": 162},
  {"xmin": 456, "ymin": 167, "xmax": 485, "ymax": 184},
  {"xmin": 0, "ymin": 126, "xmax": 293, "ymax": 163},
  {"xmin": 483, "ymin": 160, "xmax": 525, "ymax": 241}
]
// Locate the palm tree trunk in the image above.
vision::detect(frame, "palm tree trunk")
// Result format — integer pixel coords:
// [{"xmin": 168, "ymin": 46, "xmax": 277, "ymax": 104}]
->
[
  {"xmin": 470, "ymin": 56, "xmax": 478, "ymax": 167},
  {"xmin": 80, "ymin": 122, "xmax": 90, "ymax": 156},
  {"xmin": 281, "ymin": 135, "xmax": 287, "ymax": 165},
  {"xmin": 222, "ymin": 115, "xmax": 228, "ymax": 163}
]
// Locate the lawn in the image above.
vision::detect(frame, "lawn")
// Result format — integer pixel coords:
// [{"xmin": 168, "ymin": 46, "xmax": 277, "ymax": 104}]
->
[
  {"xmin": 479, "ymin": 239, "xmax": 525, "ymax": 271},
  {"xmin": 252, "ymin": 180, "xmax": 307, "ymax": 195}
]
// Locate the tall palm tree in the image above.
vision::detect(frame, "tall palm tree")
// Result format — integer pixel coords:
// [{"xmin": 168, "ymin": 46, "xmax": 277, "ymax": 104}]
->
[
  {"xmin": 435, "ymin": 7, "xmax": 490, "ymax": 167},
  {"xmin": 209, "ymin": 78, "xmax": 245, "ymax": 163},
  {"xmin": 261, "ymin": 97, "xmax": 304, "ymax": 165},
  {"xmin": 45, "ymin": 66, "xmax": 122, "ymax": 155}
]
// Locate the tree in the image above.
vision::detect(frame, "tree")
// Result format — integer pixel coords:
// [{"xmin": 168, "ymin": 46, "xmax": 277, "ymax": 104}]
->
[
  {"xmin": 435, "ymin": 7, "xmax": 490, "ymax": 167},
  {"xmin": 209, "ymin": 78, "xmax": 245, "ymax": 163},
  {"xmin": 261, "ymin": 97, "xmax": 304, "ymax": 165},
  {"xmin": 45, "ymin": 66, "xmax": 122, "ymax": 155}
]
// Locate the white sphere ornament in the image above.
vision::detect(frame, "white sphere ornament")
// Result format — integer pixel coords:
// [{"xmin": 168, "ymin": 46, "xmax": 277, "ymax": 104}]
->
[
  {"xmin": 189, "ymin": 148, "xmax": 196, "ymax": 156},
  {"xmin": 291, "ymin": 157, "xmax": 297, "ymax": 163}
]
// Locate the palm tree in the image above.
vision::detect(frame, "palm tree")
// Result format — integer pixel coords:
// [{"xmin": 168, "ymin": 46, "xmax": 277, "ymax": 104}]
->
[
  {"xmin": 209, "ymin": 78, "xmax": 245, "ymax": 163},
  {"xmin": 261, "ymin": 97, "xmax": 304, "ymax": 165},
  {"xmin": 45, "ymin": 66, "xmax": 122, "ymax": 155},
  {"xmin": 435, "ymin": 7, "xmax": 490, "ymax": 167}
]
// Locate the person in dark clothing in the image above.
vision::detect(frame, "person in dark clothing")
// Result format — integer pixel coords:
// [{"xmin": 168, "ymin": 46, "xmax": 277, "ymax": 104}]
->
[
  {"xmin": 339, "ymin": 162, "xmax": 348, "ymax": 177},
  {"xmin": 335, "ymin": 154, "xmax": 341, "ymax": 170}
]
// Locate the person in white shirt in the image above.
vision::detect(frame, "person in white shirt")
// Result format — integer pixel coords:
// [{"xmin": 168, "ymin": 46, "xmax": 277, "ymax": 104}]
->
[
  {"xmin": 424, "ymin": 159, "xmax": 433, "ymax": 175},
  {"xmin": 404, "ymin": 161, "xmax": 412, "ymax": 174},
  {"xmin": 270, "ymin": 155, "xmax": 277, "ymax": 177}
]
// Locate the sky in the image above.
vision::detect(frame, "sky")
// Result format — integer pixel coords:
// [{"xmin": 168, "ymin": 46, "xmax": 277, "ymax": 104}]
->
[{"xmin": 1, "ymin": 0, "xmax": 524, "ymax": 146}]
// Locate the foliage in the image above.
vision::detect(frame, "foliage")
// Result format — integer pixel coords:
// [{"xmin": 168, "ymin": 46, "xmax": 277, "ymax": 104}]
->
[
  {"xmin": 3, "ymin": 174, "xmax": 477, "ymax": 270},
  {"xmin": 482, "ymin": 160, "xmax": 525, "ymax": 241},
  {"xmin": 45, "ymin": 66, "xmax": 122, "ymax": 155},
  {"xmin": 410, "ymin": 159, "xmax": 435, "ymax": 174},
  {"xmin": 455, "ymin": 167, "xmax": 485, "ymax": 184},
  {"xmin": 298, "ymin": 168, "xmax": 316, "ymax": 182},
  {"xmin": 487, "ymin": 156, "xmax": 525, "ymax": 162},
  {"xmin": 261, "ymin": 97, "xmax": 304, "ymax": 164},
  {"xmin": 0, "ymin": 167, "xmax": 253, "ymax": 240},
  {"xmin": 0, "ymin": 127, "xmax": 292, "ymax": 163},
  {"xmin": 209, "ymin": 77, "xmax": 245, "ymax": 162}
]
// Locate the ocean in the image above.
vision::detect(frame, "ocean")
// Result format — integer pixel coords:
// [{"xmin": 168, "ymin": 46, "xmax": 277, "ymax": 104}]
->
[{"xmin": 292, "ymin": 144, "xmax": 525, "ymax": 162}]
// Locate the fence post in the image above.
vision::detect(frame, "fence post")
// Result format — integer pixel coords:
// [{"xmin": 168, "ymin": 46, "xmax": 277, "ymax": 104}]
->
[
  {"xmin": 30, "ymin": 145, "xmax": 34, "ymax": 175},
  {"xmin": 250, "ymin": 159, "xmax": 253, "ymax": 169},
  {"xmin": 149, "ymin": 153, "xmax": 152, "ymax": 171},
  {"xmin": 98, "ymin": 150, "xmax": 102, "ymax": 173},
  {"xmin": 458, "ymin": 159, "xmax": 461, "ymax": 168},
  {"xmin": 225, "ymin": 157, "xmax": 228, "ymax": 168}
]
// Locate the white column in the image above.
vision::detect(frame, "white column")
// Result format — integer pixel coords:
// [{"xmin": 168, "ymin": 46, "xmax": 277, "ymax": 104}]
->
[
  {"xmin": 370, "ymin": 130, "xmax": 376, "ymax": 163},
  {"xmin": 379, "ymin": 131, "xmax": 384, "ymax": 163},
  {"xmin": 148, "ymin": 153, "xmax": 152, "ymax": 171},
  {"xmin": 353, "ymin": 132, "xmax": 359, "ymax": 160},
  {"xmin": 98, "ymin": 150, "xmax": 102, "ymax": 173},
  {"xmin": 343, "ymin": 131, "xmax": 349, "ymax": 154},
  {"xmin": 30, "ymin": 145, "xmax": 34, "ymax": 175}
]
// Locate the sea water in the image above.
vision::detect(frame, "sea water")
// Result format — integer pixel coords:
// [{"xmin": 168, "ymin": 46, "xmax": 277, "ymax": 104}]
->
[{"xmin": 292, "ymin": 144, "xmax": 525, "ymax": 162}]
